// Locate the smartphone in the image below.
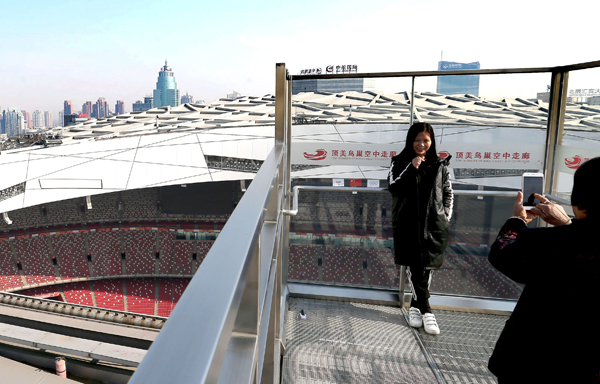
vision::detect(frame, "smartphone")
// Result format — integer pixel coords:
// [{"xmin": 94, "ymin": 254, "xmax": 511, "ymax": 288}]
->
[{"xmin": 522, "ymin": 173, "xmax": 544, "ymax": 210}]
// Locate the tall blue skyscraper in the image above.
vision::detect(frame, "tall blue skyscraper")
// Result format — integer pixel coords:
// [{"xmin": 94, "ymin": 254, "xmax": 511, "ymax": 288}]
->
[
  {"xmin": 153, "ymin": 61, "xmax": 180, "ymax": 108},
  {"xmin": 436, "ymin": 61, "xmax": 480, "ymax": 96},
  {"xmin": 1, "ymin": 108, "xmax": 25, "ymax": 137}
]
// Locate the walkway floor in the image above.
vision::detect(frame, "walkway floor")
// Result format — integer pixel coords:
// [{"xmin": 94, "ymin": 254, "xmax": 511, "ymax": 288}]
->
[{"xmin": 282, "ymin": 298, "xmax": 508, "ymax": 384}]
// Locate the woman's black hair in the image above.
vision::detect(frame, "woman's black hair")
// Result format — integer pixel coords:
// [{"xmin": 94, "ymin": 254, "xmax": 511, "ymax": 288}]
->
[
  {"xmin": 400, "ymin": 122, "xmax": 438, "ymax": 161},
  {"xmin": 571, "ymin": 156, "xmax": 600, "ymax": 218}
]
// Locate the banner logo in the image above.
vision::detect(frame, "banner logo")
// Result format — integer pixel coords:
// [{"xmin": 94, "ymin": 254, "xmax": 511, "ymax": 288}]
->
[
  {"xmin": 438, "ymin": 151, "xmax": 451, "ymax": 159},
  {"xmin": 304, "ymin": 149, "xmax": 327, "ymax": 161},
  {"xmin": 565, "ymin": 155, "xmax": 589, "ymax": 169}
]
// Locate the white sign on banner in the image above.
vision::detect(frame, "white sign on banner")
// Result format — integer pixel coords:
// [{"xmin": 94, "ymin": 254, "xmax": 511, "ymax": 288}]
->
[
  {"xmin": 332, "ymin": 179, "xmax": 344, "ymax": 187},
  {"xmin": 293, "ymin": 142, "xmax": 545, "ymax": 170},
  {"xmin": 367, "ymin": 180, "xmax": 380, "ymax": 188},
  {"xmin": 554, "ymin": 145, "xmax": 600, "ymax": 175},
  {"xmin": 437, "ymin": 144, "xmax": 544, "ymax": 170},
  {"xmin": 293, "ymin": 143, "xmax": 398, "ymax": 166}
]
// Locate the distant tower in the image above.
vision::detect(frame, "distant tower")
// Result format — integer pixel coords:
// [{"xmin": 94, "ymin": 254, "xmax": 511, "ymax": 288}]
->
[
  {"xmin": 82, "ymin": 101, "xmax": 93, "ymax": 117},
  {"xmin": 21, "ymin": 110, "xmax": 33, "ymax": 129},
  {"xmin": 32, "ymin": 110, "xmax": 45, "ymax": 128},
  {"xmin": 115, "ymin": 100, "xmax": 125, "ymax": 115},
  {"xmin": 181, "ymin": 92, "xmax": 194, "ymax": 104},
  {"xmin": 153, "ymin": 60, "xmax": 180, "ymax": 108},
  {"xmin": 64, "ymin": 100, "xmax": 74, "ymax": 115},
  {"xmin": 44, "ymin": 111, "xmax": 53, "ymax": 128},
  {"xmin": 436, "ymin": 61, "xmax": 480, "ymax": 96},
  {"xmin": 226, "ymin": 90, "xmax": 241, "ymax": 99},
  {"xmin": 93, "ymin": 97, "xmax": 108, "ymax": 118},
  {"xmin": 133, "ymin": 95, "xmax": 153, "ymax": 112},
  {"xmin": 2, "ymin": 108, "xmax": 25, "ymax": 137}
]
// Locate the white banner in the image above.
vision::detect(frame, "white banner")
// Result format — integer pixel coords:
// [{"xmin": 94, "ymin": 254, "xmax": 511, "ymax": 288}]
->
[
  {"xmin": 554, "ymin": 145, "xmax": 600, "ymax": 175},
  {"xmin": 367, "ymin": 180, "xmax": 380, "ymax": 188},
  {"xmin": 332, "ymin": 179, "xmax": 344, "ymax": 187},
  {"xmin": 293, "ymin": 142, "xmax": 544, "ymax": 169}
]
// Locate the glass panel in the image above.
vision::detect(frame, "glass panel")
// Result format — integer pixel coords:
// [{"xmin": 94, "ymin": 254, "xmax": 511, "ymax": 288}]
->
[
  {"xmin": 287, "ymin": 72, "xmax": 556, "ymax": 301},
  {"xmin": 554, "ymin": 67, "xmax": 600, "ymax": 204},
  {"xmin": 288, "ymin": 184, "xmax": 397, "ymax": 288}
]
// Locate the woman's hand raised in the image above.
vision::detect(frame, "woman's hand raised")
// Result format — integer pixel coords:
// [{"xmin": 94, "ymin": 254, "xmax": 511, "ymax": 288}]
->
[{"xmin": 412, "ymin": 156, "xmax": 425, "ymax": 169}]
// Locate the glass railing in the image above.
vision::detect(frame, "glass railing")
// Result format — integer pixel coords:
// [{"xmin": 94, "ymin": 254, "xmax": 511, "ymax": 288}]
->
[
  {"xmin": 285, "ymin": 186, "xmax": 527, "ymax": 300},
  {"xmin": 552, "ymin": 66, "xmax": 600, "ymax": 208},
  {"xmin": 132, "ymin": 61, "xmax": 600, "ymax": 384}
]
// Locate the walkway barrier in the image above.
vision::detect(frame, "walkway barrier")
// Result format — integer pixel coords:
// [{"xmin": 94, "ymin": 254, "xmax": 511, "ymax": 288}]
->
[{"xmin": 130, "ymin": 60, "xmax": 596, "ymax": 383}]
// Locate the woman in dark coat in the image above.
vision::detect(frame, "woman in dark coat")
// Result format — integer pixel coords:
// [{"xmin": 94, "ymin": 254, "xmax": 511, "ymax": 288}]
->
[
  {"xmin": 388, "ymin": 122, "xmax": 453, "ymax": 335},
  {"xmin": 487, "ymin": 157, "xmax": 600, "ymax": 383}
]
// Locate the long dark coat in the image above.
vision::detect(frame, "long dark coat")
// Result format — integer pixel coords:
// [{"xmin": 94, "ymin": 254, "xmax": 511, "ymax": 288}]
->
[
  {"xmin": 387, "ymin": 154, "xmax": 453, "ymax": 269},
  {"xmin": 488, "ymin": 217, "xmax": 600, "ymax": 382}
]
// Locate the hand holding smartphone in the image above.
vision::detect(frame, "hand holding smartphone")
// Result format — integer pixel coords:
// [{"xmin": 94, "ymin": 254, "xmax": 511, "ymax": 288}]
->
[{"xmin": 522, "ymin": 173, "xmax": 544, "ymax": 210}]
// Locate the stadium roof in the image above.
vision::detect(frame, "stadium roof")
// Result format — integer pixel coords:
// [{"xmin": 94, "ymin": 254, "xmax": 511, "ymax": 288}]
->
[
  {"xmin": 0, "ymin": 91, "xmax": 598, "ymax": 214},
  {"xmin": 20, "ymin": 91, "xmax": 600, "ymax": 142}
]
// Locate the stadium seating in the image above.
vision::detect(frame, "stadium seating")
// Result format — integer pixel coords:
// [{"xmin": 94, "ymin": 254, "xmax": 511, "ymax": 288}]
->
[
  {"xmin": 62, "ymin": 281, "xmax": 95, "ymax": 306},
  {"xmin": 124, "ymin": 230, "xmax": 156, "ymax": 275},
  {"xmin": 0, "ymin": 241, "xmax": 23, "ymax": 289},
  {"xmin": 126, "ymin": 278, "xmax": 156, "ymax": 315},
  {"xmin": 156, "ymin": 230, "xmax": 175, "ymax": 274},
  {"xmin": 122, "ymin": 190, "xmax": 158, "ymax": 220},
  {"xmin": 93, "ymin": 279, "xmax": 126, "ymax": 311},
  {"xmin": 52, "ymin": 233, "xmax": 90, "ymax": 279},
  {"xmin": 321, "ymin": 246, "xmax": 364, "ymax": 285},
  {"xmin": 363, "ymin": 248, "xmax": 398, "ymax": 288},
  {"xmin": 0, "ymin": 184, "xmax": 525, "ymax": 319},
  {"xmin": 288, "ymin": 245, "xmax": 319, "ymax": 281},
  {"xmin": 88, "ymin": 230, "xmax": 123, "ymax": 276},
  {"xmin": 12, "ymin": 236, "xmax": 57, "ymax": 285},
  {"xmin": 157, "ymin": 278, "xmax": 189, "ymax": 317},
  {"xmin": 172, "ymin": 241, "xmax": 194, "ymax": 275},
  {"xmin": 17, "ymin": 285, "xmax": 62, "ymax": 299}
]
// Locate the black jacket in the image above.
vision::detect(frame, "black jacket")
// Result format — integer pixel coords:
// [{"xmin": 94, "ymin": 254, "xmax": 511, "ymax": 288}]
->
[
  {"xmin": 388, "ymin": 154, "xmax": 453, "ymax": 268},
  {"xmin": 488, "ymin": 217, "xmax": 600, "ymax": 383}
]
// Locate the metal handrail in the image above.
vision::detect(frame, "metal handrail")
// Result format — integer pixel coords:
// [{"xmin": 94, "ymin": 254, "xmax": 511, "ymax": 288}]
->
[
  {"xmin": 290, "ymin": 59, "xmax": 600, "ymax": 80},
  {"xmin": 283, "ymin": 186, "xmax": 570, "ymax": 217},
  {"xmin": 130, "ymin": 145, "xmax": 285, "ymax": 384}
]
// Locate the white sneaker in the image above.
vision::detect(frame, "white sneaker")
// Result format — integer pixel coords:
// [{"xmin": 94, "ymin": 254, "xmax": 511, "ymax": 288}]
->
[
  {"xmin": 408, "ymin": 307, "xmax": 423, "ymax": 328},
  {"xmin": 423, "ymin": 313, "xmax": 440, "ymax": 335}
]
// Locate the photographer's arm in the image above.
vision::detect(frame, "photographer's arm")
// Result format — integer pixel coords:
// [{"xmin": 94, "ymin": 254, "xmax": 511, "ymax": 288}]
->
[{"xmin": 488, "ymin": 192, "xmax": 538, "ymax": 284}]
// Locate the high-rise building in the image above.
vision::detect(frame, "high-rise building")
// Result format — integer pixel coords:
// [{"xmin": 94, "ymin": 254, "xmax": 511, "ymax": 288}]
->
[
  {"xmin": 32, "ymin": 110, "xmax": 45, "ymax": 128},
  {"xmin": 93, "ymin": 97, "xmax": 109, "ymax": 119},
  {"xmin": 63, "ymin": 114, "xmax": 91, "ymax": 127},
  {"xmin": 181, "ymin": 92, "xmax": 194, "ymax": 104},
  {"xmin": 133, "ymin": 96, "xmax": 153, "ymax": 112},
  {"xmin": 436, "ymin": 61, "xmax": 480, "ymax": 96},
  {"xmin": 153, "ymin": 61, "xmax": 180, "ymax": 108},
  {"xmin": 58, "ymin": 111, "xmax": 64, "ymax": 127},
  {"xmin": 292, "ymin": 78, "xmax": 375, "ymax": 95},
  {"xmin": 115, "ymin": 100, "xmax": 125, "ymax": 115},
  {"xmin": 21, "ymin": 110, "xmax": 33, "ymax": 129},
  {"xmin": 291, "ymin": 65, "xmax": 375, "ymax": 95},
  {"xmin": 2, "ymin": 108, "xmax": 25, "ymax": 137},
  {"xmin": 226, "ymin": 90, "xmax": 241, "ymax": 99},
  {"xmin": 44, "ymin": 111, "xmax": 53, "ymax": 128},
  {"xmin": 64, "ymin": 100, "xmax": 74, "ymax": 115},
  {"xmin": 82, "ymin": 101, "xmax": 93, "ymax": 117}
]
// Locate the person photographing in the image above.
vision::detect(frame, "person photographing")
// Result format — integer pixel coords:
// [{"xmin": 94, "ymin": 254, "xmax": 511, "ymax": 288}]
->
[{"xmin": 488, "ymin": 157, "xmax": 600, "ymax": 383}]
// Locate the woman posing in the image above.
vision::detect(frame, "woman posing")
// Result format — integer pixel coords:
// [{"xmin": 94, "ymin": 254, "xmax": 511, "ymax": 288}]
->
[{"xmin": 388, "ymin": 122, "xmax": 453, "ymax": 335}]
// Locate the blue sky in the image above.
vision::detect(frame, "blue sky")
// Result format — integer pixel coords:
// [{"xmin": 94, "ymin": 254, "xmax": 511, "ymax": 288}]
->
[{"xmin": 1, "ymin": 0, "xmax": 598, "ymax": 120}]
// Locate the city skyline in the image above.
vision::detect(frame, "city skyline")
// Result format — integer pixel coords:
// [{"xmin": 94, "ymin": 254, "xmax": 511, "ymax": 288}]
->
[{"xmin": 1, "ymin": 0, "xmax": 599, "ymax": 120}]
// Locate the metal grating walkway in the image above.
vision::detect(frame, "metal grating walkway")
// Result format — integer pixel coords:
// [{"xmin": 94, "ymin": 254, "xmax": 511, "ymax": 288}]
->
[{"xmin": 282, "ymin": 298, "xmax": 508, "ymax": 384}]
